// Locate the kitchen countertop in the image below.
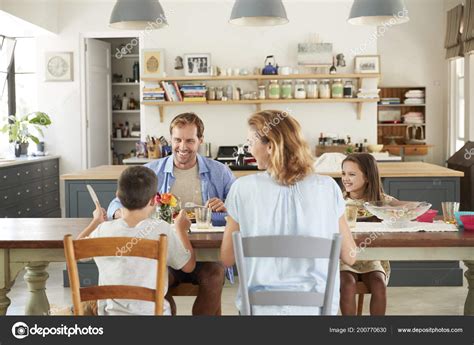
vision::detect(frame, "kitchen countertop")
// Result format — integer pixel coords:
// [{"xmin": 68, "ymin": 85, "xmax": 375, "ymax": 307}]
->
[
  {"xmin": 61, "ymin": 162, "xmax": 464, "ymax": 180},
  {"xmin": 0, "ymin": 155, "xmax": 60, "ymax": 168}
]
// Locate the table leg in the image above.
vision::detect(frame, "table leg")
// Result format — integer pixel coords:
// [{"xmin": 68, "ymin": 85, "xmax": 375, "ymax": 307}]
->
[
  {"xmin": 463, "ymin": 260, "xmax": 474, "ymax": 316},
  {"xmin": 24, "ymin": 261, "xmax": 50, "ymax": 315}
]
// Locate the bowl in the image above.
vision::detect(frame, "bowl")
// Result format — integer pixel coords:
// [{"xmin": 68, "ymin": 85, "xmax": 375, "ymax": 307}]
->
[
  {"xmin": 364, "ymin": 201, "xmax": 432, "ymax": 228},
  {"xmin": 460, "ymin": 216, "xmax": 474, "ymax": 231},
  {"xmin": 368, "ymin": 144, "xmax": 384, "ymax": 153},
  {"xmin": 416, "ymin": 209, "xmax": 438, "ymax": 223},
  {"xmin": 454, "ymin": 211, "xmax": 474, "ymax": 227}
]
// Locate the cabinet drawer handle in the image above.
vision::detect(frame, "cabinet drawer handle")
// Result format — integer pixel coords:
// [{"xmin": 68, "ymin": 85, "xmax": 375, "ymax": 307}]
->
[
  {"xmin": 3, "ymin": 196, "xmax": 7, "ymax": 200},
  {"xmin": 17, "ymin": 211, "xmax": 21, "ymax": 215},
  {"xmin": 16, "ymin": 172, "xmax": 20, "ymax": 176},
  {"xmin": 37, "ymin": 186, "xmax": 42, "ymax": 190},
  {"xmin": 26, "ymin": 208, "xmax": 30, "ymax": 212},
  {"xmin": 45, "ymin": 184, "xmax": 49, "ymax": 188},
  {"xmin": 25, "ymin": 171, "xmax": 29, "ymax": 175},
  {"xmin": 37, "ymin": 168, "xmax": 41, "ymax": 172},
  {"xmin": 26, "ymin": 189, "xmax": 30, "ymax": 193},
  {"xmin": 54, "ymin": 165, "xmax": 57, "ymax": 169},
  {"xmin": 38, "ymin": 204, "xmax": 42, "ymax": 208},
  {"xmin": 45, "ymin": 201, "xmax": 49, "ymax": 205},
  {"xmin": 3, "ymin": 176, "xmax": 7, "ymax": 179},
  {"xmin": 45, "ymin": 167, "xmax": 48, "ymax": 171},
  {"xmin": 17, "ymin": 192, "xmax": 21, "ymax": 196}
]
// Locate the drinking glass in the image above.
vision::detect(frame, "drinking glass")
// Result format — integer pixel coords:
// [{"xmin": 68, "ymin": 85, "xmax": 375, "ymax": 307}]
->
[
  {"xmin": 442, "ymin": 202, "xmax": 460, "ymax": 224},
  {"xmin": 345, "ymin": 205, "xmax": 358, "ymax": 228},
  {"xmin": 195, "ymin": 207, "xmax": 211, "ymax": 229}
]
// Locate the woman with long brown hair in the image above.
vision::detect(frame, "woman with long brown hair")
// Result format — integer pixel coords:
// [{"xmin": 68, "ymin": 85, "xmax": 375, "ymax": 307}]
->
[
  {"xmin": 340, "ymin": 153, "xmax": 395, "ymax": 315},
  {"xmin": 220, "ymin": 110, "xmax": 357, "ymax": 315}
]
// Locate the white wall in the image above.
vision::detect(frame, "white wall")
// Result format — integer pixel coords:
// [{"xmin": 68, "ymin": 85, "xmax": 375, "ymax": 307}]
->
[
  {"xmin": 4, "ymin": 0, "xmax": 379, "ymax": 175},
  {"xmin": 378, "ymin": 0, "xmax": 447, "ymax": 165}
]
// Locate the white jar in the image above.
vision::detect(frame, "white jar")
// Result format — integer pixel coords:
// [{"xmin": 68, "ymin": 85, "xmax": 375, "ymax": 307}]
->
[{"xmin": 294, "ymin": 80, "xmax": 306, "ymax": 99}]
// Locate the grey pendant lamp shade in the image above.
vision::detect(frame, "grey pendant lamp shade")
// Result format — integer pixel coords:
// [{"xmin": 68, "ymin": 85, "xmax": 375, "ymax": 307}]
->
[
  {"xmin": 109, "ymin": 0, "xmax": 168, "ymax": 30},
  {"xmin": 348, "ymin": 0, "xmax": 409, "ymax": 26},
  {"xmin": 229, "ymin": 0, "xmax": 289, "ymax": 26}
]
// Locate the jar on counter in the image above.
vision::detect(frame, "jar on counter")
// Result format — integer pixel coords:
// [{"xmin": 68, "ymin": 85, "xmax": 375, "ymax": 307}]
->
[
  {"xmin": 343, "ymin": 80, "xmax": 354, "ymax": 98},
  {"xmin": 207, "ymin": 87, "xmax": 216, "ymax": 101},
  {"xmin": 268, "ymin": 80, "xmax": 280, "ymax": 100},
  {"xmin": 319, "ymin": 80, "xmax": 331, "ymax": 99},
  {"xmin": 258, "ymin": 85, "xmax": 266, "ymax": 100},
  {"xmin": 294, "ymin": 80, "xmax": 306, "ymax": 99},
  {"xmin": 216, "ymin": 87, "xmax": 223, "ymax": 101},
  {"xmin": 306, "ymin": 80, "xmax": 318, "ymax": 99},
  {"xmin": 281, "ymin": 80, "xmax": 292, "ymax": 99},
  {"xmin": 331, "ymin": 79, "xmax": 344, "ymax": 99}
]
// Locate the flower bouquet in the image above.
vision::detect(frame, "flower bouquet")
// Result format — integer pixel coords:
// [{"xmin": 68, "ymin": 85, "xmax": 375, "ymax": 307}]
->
[{"xmin": 154, "ymin": 193, "xmax": 180, "ymax": 223}]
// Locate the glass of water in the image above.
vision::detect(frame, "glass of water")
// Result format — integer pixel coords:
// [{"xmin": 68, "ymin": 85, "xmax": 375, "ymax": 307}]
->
[{"xmin": 195, "ymin": 206, "xmax": 212, "ymax": 229}]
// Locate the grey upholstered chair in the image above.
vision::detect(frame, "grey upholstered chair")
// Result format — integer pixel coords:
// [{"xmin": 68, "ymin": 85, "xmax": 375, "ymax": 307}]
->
[{"xmin": 232, "ymin": 232, "xmax": 342, "ymax": 316}]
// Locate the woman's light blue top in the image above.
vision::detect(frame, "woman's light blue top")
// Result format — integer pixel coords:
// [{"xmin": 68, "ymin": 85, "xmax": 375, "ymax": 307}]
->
[{"xmin": 225, "ymin": 172, "xmax": 345, "ymax": 315}]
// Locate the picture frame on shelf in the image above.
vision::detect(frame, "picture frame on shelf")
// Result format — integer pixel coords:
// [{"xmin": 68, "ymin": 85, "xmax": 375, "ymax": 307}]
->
[
  {"xmin": 45, "ymin": 52, "xmax": 73, "ymax": 81},
  {"xmin": 354, "ymin": 55, "xmax": 381, "ymax": 74},
  {"xmin": 184, "ymin": 53, "xmax": 211, "ymax": 76},
  {"xmin": 141, "ymin": 49, "xmax": 165, "ymax": 78}
]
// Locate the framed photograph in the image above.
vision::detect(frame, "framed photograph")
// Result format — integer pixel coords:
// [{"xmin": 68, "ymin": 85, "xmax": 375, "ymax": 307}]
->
[
  {"xmin": 45, "ymin": 52, "xmax": 73, "ymax": 81},
  {"xmin": 184, "ymin": 53, "xmax": 211, "ymax": 76},
  {"xmin": 297, "ymin": 43, "xmax": 333, "ymax": 66},
  {"xmin": 354, "ymin": 55, "xmax": 381, "ymax": 74},
  {"xmin": 141, "ymin": 49, "xmax": 165, "ymax": 78}
]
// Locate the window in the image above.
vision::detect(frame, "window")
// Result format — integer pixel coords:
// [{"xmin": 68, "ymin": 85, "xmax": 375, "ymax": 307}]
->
[
  {"xmin": 0, "ymin": 36, "xmax": 37, "ymax": 156},
  {"xmin": 454, "ymin": 58, "xmax": 465, "ymax": 152}
]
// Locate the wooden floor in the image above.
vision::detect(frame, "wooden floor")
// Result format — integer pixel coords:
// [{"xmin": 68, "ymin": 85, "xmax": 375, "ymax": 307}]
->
[{"xmin": 6, "ymin": 262, "xmax": 468, "ymax": 316}]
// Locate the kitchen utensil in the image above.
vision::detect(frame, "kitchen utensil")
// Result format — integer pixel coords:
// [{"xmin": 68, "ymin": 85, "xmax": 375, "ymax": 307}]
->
[
  {"xmin": 86, "ymin": 185, "xmax": 100, "ymax": 207},
  {"xmin": 454, "ymin": 211, "xmax": 474, "ymax": 227},
  {"xmin": 406, "ymin": 124, "xmax": 426, "ymax": 144},
  {"xmin": 368, "ymin": 144, "xmax": 384, "ymax": 153},
  {"xmin": 262, "ymin": 55, "xmax": 278, "ymax": 75},
  {"xmin": 460, "ymin": 216, "xmax": 474, "ymax": 231},
  {"xmin": 416, "ymin": 209, "xmax": 438, "ymax": 223},
  {"xmin": 442, "ymin": 202, "xmax": 460, "ymax": 224},
  {"xmin": 364, "ymin": 201, "xmax": 432, "ymax": 228}
]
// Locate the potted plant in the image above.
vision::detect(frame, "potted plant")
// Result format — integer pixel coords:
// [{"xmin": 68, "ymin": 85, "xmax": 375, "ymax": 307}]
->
[{"xmin": 0, "ymin": 112, "xmax": 52, "ymax": 157}]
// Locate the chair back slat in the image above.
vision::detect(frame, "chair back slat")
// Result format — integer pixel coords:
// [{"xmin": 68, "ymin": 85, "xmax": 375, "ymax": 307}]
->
[
  {"xmin": 73, "ymin": 237, "xmax": 159, "ymax": 260},
  {"xmin": 80, "ymin": 285, "xmax": 155, "ymax": 302},
  {"xmin": 64, "ymin": 234, "xmax": 167, "ymax": 316},
  {"xmin": 232, "ymin": 232, "xmax": 342, "ymax": 316},
  {"xmin": 241, "ymin": 236, "xmax": 333, "ymax": 259},
  {"xmin": 249, "ymin": 291, "xmax": 325, "ymax": 307}
]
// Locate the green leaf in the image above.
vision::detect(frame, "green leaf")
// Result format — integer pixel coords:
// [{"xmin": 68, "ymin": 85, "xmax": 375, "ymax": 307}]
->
[{"xmin": 29, "ymin": 134, "xmax": 40, "ymax": 145}]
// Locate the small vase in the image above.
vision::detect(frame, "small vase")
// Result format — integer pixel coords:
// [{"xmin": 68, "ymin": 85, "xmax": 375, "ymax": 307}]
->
[{"xmin": 20, "ymin": 142, "xmax": 29, "ymax": 156}]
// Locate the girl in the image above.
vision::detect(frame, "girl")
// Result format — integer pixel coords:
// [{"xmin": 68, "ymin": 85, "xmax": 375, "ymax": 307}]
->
[{"xmin": 340, "ymin": 153, "xmax": 395, "ymax": 316}]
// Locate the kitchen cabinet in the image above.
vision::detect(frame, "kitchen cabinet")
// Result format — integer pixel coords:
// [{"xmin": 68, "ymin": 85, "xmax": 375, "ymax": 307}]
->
[{"xmin": 0, "ymin": 157, "xmax": 60, "ymax": 218}]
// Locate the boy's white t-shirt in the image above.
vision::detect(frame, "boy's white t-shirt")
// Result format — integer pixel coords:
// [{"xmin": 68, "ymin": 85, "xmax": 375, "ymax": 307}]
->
[{"xmin": 89, "ymin": 218, "xmax": 191, "ymax": 315}]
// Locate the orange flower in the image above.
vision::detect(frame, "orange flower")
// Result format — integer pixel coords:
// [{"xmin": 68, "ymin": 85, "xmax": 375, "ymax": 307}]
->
[{"xmin": 160, "ymin": 193, "xmax": 172, "ymax": 205}]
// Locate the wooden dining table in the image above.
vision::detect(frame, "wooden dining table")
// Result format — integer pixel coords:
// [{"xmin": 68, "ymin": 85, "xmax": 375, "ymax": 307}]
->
[{"xmin": 0, "ymin": 218, "xmax": 473, "ymax": 316}]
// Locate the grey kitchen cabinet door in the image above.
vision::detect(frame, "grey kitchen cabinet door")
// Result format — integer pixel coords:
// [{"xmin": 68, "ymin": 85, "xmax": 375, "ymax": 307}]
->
[{"xmin": 66, "ymin": 181, "xmax": 118, "ymax": 218}]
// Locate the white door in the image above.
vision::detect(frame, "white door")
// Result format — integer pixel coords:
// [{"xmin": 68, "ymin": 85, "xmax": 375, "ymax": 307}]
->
[{"xmin": 85, "ymin": 38, "xmax": 111, "ymax": 168}]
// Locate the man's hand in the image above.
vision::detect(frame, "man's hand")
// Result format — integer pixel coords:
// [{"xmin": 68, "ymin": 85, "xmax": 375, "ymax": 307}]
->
[
  {"xmin": 93, "ymin": 202, "xmax": 107, "ymax": 224},
  {"xmin": 175, "ymin": 210, "xmax": 191, "ymax": 232},
  {"xmin": 113, "ymin": 208, "xmax": 123, "ymax": 219},
  {"xmin": 205, "ymin": 197, "xmax": 227, "ymax": 212}
]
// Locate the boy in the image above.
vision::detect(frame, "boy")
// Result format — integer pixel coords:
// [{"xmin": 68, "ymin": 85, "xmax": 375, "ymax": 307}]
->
[{"xmin": 77, "ymin": 166, "xmax": 195, "ymax": 315}]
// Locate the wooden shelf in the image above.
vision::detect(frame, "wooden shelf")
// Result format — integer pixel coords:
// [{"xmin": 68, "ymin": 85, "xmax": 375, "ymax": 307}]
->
[
  {"xmin": 142, "ymin": 98, "xmax": 379, "ymax": 122},
  {"xmin": 378, "ymin": 123, "xmax": 426, "ymax": 127},
  {"xmin": 112, "ymin": 110, "xmax": 140, "ymax": 114},
  {"xmin": 378, "ymin": 104, "xmax": 425, "ymax": 107},
  {"xmin": 142, "ymin": 73, "xmax": 381, "ymax": 83},
  {"xmin": 112, "ymin": 138, "xmax": 140, "ymax": 142},
  {"xmin": 112, "ymin": 82, "xmax": 140, "ymax": 86}
]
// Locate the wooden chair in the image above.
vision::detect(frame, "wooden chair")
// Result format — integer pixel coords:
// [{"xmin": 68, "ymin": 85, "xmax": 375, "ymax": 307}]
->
[
  {"xmin": 233, "ymin": 232, "xmax": 342, "ymax": 315},
  {"xmin": 356, "ymin": 281, "xmax": 371, "ymax": 316},
  {"xmin": 64, "ymin": 234, "xmax": 168, "ymax": 316}
]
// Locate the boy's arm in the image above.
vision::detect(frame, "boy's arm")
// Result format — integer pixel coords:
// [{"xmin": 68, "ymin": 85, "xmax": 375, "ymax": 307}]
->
[
  {"xmin": 77, "ymin": 202, "xmax": 107, "ymax": 239},
  {"xmin": 174, "ymin": 210, "xmax": 196, "ymax": 273}
]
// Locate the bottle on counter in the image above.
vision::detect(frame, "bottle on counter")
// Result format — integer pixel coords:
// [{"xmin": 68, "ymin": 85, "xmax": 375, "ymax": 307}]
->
[
  {"xmin": 216, "ymin": 87, "xmax": 223, "ymax": 101},
  {"xmin": 207, "ymin": 87, "xmax": 216, "ymax": 100},
  {"xmin": 281, "ymin": 80, "xmax": 292, "ymax": 99},
  {"xmin": 129, "ymin": 92, "xmax": 136, "ymax": 110},
  {"xmin": 306, "ymin": 80, "xmax": 318, "ymax": 99},
  {"xmin": 344, "ymin": 80, "xmax": 354, "ymax": 98},
  {"xmin": 122, "ymin": 92, "xmax": 129, "ymax": 110},
  {"xmin": 124, "ymin": 121, "xmax": 130, "ymax": 138},
  {"xmin": 258, "ymin": 85, "xmax": 266, "ymax": 100}
]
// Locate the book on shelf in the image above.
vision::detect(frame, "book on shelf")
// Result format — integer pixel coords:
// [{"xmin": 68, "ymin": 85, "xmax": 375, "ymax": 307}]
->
[{"xmin": 183, "ymin": 97, "xmax": 207, "ymax": 102}]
